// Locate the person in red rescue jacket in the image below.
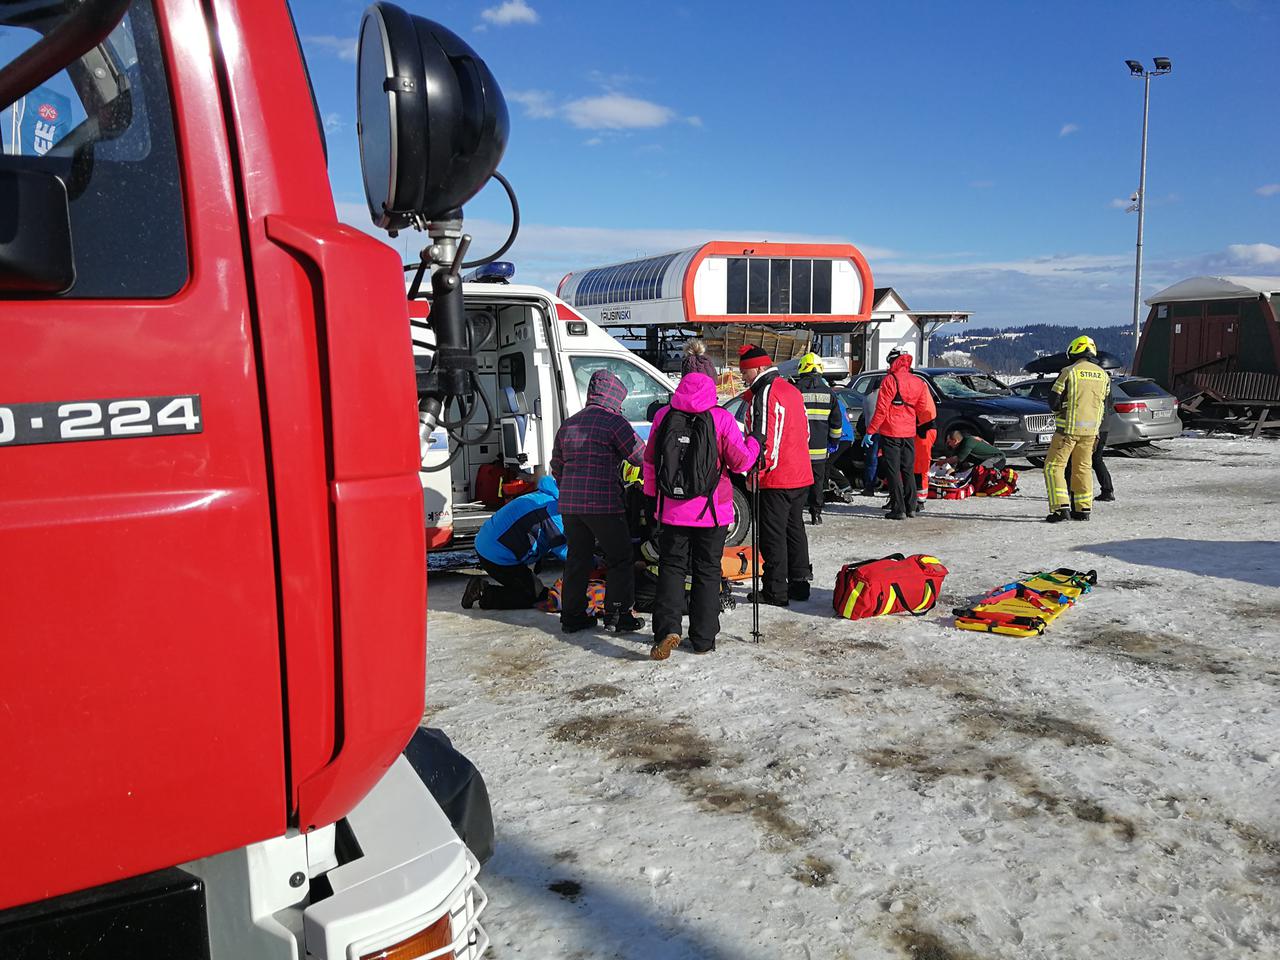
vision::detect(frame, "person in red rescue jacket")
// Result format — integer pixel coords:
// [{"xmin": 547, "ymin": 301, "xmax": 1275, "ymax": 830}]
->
[
  {"xmin": 866, "ymin": 350, "xmax": 937, "ymax": 520},
  {"xmin": 740, "ymin": 345, "xmax": 813, "ymax": 605}
]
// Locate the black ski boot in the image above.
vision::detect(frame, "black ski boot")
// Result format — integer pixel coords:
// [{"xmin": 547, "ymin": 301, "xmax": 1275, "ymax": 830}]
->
[
  {"xmin": 809, "ymin": 510, "xmax": 823, "ymax": 525},
  {"xmin": 1096, "ymin": 491, "xmax": 1116, "ymax": 502},
  {"xmin": 611, "ymin": 611, "xmax": 646, "ymax": 634},
  {"xmin": 461, "ymin": 577, "xmax": 485, "ymax": 609},
  {"xmin": 1070, "ymin": 510, "xmax": 1091, "ymax": 521},
  {"xmin": 1045, "ymin": 509, "xmax": 1070, "ymax": 524}
]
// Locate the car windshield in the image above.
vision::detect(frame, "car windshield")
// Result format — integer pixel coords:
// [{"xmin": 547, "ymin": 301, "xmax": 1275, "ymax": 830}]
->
[
  {"xmin": 930, "ymin": 375, "xmax": 990, "ymax": 399},
  {"xmin": 961, "ymin": 374, "xmax": 1011, "ymax": 396}
]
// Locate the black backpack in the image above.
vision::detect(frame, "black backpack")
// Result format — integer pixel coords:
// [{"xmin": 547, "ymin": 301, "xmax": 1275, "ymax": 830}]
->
[{"xmin": 653, "ymin": 409, "xmax": 721, "ymax": 523}]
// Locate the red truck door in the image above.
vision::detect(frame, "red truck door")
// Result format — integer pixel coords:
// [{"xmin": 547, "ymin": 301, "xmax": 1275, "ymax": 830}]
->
[{"xmin": 0, "ymin": 0, "xmax": 286, "ymax": 907}]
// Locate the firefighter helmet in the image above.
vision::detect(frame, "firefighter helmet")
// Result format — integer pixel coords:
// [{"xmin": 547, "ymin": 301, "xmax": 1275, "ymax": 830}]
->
[
  {"xmin": 796, "ymin": 352, "xmax": 823, "ymax": 375},
  {"xmin": 1067, "ymin": 335, "xmax": 1097, "ymax": 358}
]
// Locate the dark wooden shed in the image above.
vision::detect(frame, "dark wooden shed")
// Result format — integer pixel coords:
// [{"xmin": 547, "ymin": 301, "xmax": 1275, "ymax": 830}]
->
[{"xmin": 1134, "ymin": 276, "xmax": 1280, "ymax": 389}]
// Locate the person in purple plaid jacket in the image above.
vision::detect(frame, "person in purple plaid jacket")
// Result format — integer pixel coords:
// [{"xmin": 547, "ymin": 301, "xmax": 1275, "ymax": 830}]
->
[{"xmin": 551, "ymin": 369, "xmax": 647, "ymax": 634}]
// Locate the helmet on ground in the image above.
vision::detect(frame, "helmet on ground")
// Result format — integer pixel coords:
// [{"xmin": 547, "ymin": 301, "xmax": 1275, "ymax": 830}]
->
[
  {"xmin": 1067, "ymin": 335, "xmax": 1097, "ymax": 358},
  {"xmin": 797, "ymin": 352, "xmax": 823, "ymax": 375}
]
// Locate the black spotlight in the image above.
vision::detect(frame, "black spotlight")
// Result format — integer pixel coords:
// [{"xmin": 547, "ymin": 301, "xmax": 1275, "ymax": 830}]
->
[{"xmin": 357, "ymin": 3, "xmax": 509, "ymax": 232}]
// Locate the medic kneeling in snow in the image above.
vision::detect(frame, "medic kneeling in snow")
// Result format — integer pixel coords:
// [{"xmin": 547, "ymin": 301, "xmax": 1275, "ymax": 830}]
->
[{"xmin": 463, "ymin": 476, "xmax": 566, "ymax": 610}]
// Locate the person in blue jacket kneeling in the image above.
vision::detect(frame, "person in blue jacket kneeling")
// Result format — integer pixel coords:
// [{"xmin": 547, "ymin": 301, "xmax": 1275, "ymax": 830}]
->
[{"xmin": 463, "ymin": 476, "xmax": 567, "ymax": 610}]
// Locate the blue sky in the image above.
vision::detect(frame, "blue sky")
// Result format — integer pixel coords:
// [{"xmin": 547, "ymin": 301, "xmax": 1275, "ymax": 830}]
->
[{"xmin": 295, "ymin": 0, "xmax": 1280, "ymax": 327}]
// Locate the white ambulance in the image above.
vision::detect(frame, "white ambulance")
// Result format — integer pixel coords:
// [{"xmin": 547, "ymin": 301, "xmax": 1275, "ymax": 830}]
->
[{"xmin": 410, "ymin": 264, "xmax": 756, "ymax": 558}]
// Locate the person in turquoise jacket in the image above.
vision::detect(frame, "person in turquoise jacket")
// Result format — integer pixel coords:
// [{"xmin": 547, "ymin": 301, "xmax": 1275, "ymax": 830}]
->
[{"xmin": 463, "ymin": 476, "xmax": 567, "ymax": 610}]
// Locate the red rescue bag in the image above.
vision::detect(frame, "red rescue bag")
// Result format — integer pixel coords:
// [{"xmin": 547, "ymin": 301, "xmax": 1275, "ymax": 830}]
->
[{"xmin": 834, "ymin": 553, "xmax": 948, "ymax": 620}]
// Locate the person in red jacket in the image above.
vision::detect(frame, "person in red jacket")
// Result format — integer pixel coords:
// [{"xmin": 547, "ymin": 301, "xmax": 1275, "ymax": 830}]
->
[
  {"xmin": 740, "ymin": 345, "xmax": 813, "ymax": 605},
  {"xmin": 866, "ymin": 350, "xmax": 937, "ymax": 520}
]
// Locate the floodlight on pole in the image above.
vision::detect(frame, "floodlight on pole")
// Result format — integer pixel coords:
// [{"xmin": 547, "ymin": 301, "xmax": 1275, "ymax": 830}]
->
[{"xmin": 1125, "ymin": 57, "xmax": 1172, "ymax": 349}]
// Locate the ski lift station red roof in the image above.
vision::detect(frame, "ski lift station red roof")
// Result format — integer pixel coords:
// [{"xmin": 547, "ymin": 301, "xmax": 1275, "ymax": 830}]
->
[{"xmin": 557, "ymin": 241, "xmax": 875, "ymax": 328}]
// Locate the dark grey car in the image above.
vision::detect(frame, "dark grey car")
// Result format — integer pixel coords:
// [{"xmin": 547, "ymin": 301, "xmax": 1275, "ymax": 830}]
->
[
  {"xmin": 1009, "ymin": 375, "xmax": 1183, "ymax": 447},
  {"xmin": 845, "ymin": 367, "xmax": 1056, "ymax": 459}
]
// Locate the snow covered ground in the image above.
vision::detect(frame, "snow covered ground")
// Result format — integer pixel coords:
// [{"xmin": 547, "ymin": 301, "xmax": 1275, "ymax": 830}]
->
[{"xmin": 424, "ymin": 434, "xmax": 1280, "ymax": 960}]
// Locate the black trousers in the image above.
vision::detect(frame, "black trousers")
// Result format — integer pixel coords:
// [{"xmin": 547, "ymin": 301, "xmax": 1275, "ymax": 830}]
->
[
  {"xmin": 758, "ymin": 487, "xmax": 810, "ymax": 599},
  {"xmin": 880, "ymin": 436, "xmax": 917, "ymax": 515},
  {"xmin": 1092, "ymin": 431, "xmax": 1113, "ymax": 495},
  {"xmin": 562, "ymin": 513, "xmax": 633, "ymax": 623},
  {"xmin": 828, "ymin": 441, "xmax": 856, "ymax": 490},
  {"xmin": 653, "ymin": 524, "xmax": 728, "ymax": 651},
  {"xmin": 807, "ymin": 458, "xmax": 829, "ymax": 515},
  {"xmin": 478, "ymin": 558, "xmax": 544, "ymax": 610}
]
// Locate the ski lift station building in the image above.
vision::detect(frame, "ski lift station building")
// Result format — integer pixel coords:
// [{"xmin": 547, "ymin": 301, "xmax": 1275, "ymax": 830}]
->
[{"xmin": 557, "ymin": 241, "xmax": 877, "ymax": 370}]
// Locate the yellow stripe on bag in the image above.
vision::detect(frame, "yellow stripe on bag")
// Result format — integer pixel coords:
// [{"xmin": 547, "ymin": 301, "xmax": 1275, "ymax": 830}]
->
[
  {"xmin": 912, "ymin": 582, "xmax": 935, "ymax": 613},
  {"xmin": 842, "ymin": 581, "xmax": 864, "ymax": 618},
  {"xmin": 878, "ymin": 588, "xmax": 897, "ymax": 616},
  {"xmin": 920, "ymin": 556, "xmax": 941, "ymax": 566}
]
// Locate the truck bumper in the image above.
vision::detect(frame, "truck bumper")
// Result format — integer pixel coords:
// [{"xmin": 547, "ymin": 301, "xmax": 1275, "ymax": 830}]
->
[
  {"xmin": 305, "ymin": 756, "xmax": 489, "ymax": 960},
  {"xmin": 181, "ymin": 756, "xmax": 488, "ymax": 960}
]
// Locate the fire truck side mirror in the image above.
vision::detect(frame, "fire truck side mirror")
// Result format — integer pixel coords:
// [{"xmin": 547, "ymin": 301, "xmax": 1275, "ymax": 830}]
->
[
  {"xmin": 357, "ymin": 2, "xmax": 509, "ymax": 233},
  {"xmin": 0, "ymin": 169, "xmax": 75, "ymax": 295}
]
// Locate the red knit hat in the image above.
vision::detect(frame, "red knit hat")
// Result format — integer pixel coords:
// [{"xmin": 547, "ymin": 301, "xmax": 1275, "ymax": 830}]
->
[{"xmin": 738, "ymin": 344, "xmax": 772, "ymax": 372}]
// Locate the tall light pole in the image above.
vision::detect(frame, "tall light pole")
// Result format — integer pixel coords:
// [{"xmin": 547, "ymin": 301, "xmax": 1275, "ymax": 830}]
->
[{"xmin": 1124, "ymin": 57, "xmax": 1172, "ymax": 348}]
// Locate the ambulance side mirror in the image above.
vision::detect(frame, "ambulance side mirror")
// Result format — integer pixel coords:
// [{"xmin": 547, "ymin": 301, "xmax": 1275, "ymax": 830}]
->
[
  {"xmin": 0, "ymin": 169, "xmax": 75, "ymax": 295},
  {"xmin": 356, "ymin": 2, "xmax": 509, "ymax": 232}
]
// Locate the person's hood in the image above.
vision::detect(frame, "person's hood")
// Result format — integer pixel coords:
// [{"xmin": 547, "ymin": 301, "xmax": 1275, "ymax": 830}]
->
[
  {"xmin": 537, "ymin": 475, "xmax": 559, "ymax": 498},
  {"xmin": 889, "ymin": 353, "xmax": 914, "ymax": 374},
  {"xmin": 671, "ymin": 372, "xmax": 716, "ymax": 413},
  {"xmin": 585, "ymin": 369, "xmax": 627, "ymax": 413}
]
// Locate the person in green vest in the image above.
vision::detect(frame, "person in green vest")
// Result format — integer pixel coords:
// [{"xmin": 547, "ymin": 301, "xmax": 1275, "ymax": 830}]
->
[{"xmin": 940, "ymin": 428, "xmax": 1006, "ymax": 472}]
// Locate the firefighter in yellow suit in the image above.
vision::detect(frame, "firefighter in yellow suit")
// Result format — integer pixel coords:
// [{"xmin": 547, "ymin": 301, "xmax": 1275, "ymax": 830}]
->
[{"xmin": 1044, "ymin": 335, "xmax": 1110, "ymax": 523}]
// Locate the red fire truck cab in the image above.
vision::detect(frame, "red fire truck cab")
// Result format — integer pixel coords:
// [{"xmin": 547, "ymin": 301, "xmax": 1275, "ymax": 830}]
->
[{"xmin": 0, "ymin": 1, "xmax": 504, "ymax": 956}]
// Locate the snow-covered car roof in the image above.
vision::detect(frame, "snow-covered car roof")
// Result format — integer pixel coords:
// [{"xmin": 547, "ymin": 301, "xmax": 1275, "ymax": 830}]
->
[{"xmin": 1146, "ymin": 276, "xmax": 1280, "ymax": 304}]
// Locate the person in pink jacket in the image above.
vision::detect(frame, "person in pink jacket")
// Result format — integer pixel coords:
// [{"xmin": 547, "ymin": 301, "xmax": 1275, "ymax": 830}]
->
[{"xmin": 643, "ymin": 370, "xmax": 760, "ymax": 660}]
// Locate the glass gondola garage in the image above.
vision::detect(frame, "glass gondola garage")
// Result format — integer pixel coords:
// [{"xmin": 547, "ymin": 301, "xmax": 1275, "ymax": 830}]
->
[{"xmin": 558, "ymin": 241, "xmax": 876, "ymax": 374}]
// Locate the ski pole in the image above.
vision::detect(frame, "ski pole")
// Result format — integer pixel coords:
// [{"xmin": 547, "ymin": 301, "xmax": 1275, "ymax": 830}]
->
[{"xmin": 750, "ymin": 469, "xmax": 761, "ymax": 644}]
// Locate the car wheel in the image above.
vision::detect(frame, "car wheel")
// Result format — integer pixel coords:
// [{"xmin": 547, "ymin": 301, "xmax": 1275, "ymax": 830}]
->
[{"xmin": 726, "ymin": 483, "xmax": 752, "ymax": 547}]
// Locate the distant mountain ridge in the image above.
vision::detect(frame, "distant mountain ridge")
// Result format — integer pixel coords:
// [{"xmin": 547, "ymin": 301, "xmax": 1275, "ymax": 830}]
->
[{"xmin": 931, "ymin": 324, "xmax": 1134, "ymax": 375}]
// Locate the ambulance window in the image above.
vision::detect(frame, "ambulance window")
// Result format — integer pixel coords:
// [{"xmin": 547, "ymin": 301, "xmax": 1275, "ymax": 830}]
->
[
  {"xmin": 569, "ymin": 356, "xmax": 671, "ymax": 423},
  {"xmin": 0, "ymin": 0, "xmax": 188, "ymax": 298}
]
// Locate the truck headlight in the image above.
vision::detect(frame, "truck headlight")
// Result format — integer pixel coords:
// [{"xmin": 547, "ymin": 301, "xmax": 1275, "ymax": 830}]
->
[{"xmin": 978, "ymin": 414, "xmax": 1018, "ymax": 425}]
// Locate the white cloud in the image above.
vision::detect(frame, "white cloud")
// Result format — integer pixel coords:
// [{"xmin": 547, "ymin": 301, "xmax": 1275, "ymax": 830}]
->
[
  {"xmin": 510, "ymin": 90, "xmax": 681, "ymax": 131},
  {"xmin": 508, "ymin": 89, "xmax": 558, "ymax": 119},
  {"xmin": 332, "ymin": 202, "xmax": 1278, "ymax": 329},
  {"xmin": 1059, "ymin": 122, "xmax": 1080, "ymax": 137},
  {"xmin": 1109, "ymin": 197, "xmax": 1133, "ymax": 210},
  {"xmin": 1257, "ymin": 183, "xmax": 1280, "ymax": 197},
  {"xmin": 322, "ymin": 113, "xmax": 344, "ymax": 134},
  {"xmin": 481, "ymin": 0, "xmax": 539, "ymax": 26},
  {"xmin": 1224, "ymin": 242, "xmax": 1280, "ymax": 266},
  {"xmin": 685, "ymin": 115, "xmax": 704, "ymax": 128},
  {"xmin": 563, "ymin": 94, "xmax": 675, "ymax": 130},
  {"xmin": 304, "ymin": 35, "xmax": 357, "ymax": 62}
]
